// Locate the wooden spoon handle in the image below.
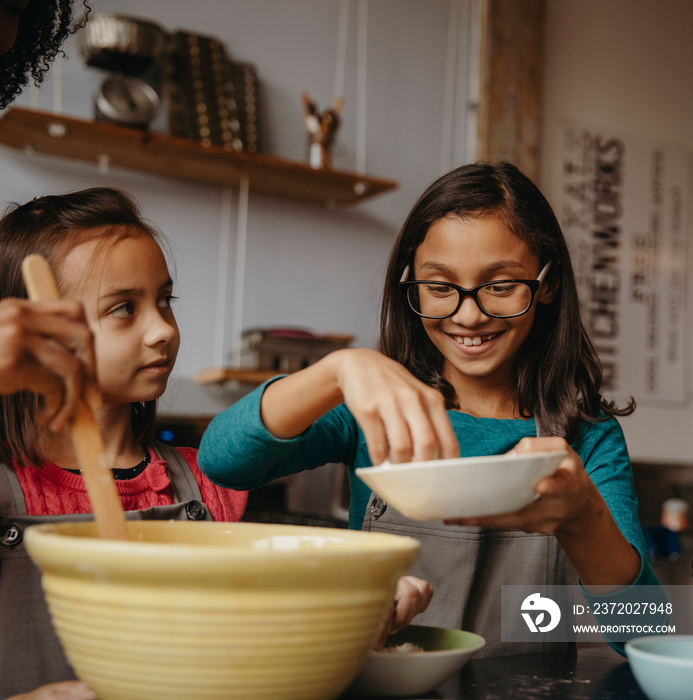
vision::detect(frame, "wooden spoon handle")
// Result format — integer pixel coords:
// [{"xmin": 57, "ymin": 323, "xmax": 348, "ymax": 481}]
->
[{"xmin": 22, "ymin": 254, "xmax": 129, "ymax": 540}]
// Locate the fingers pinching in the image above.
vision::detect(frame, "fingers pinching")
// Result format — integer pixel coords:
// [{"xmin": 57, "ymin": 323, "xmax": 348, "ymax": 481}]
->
[
  {"xmin": 336, "ymin": 349, "xmax": 456, "ymax": 465},
  {"xmin": 392, "ymin": 576, "xmax": 434, "ymax": 632}
]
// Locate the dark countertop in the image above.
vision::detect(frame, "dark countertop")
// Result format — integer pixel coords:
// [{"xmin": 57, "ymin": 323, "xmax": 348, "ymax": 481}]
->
[{"xmin": 342, "ymin": 645, "xmax": 647, "ymax": 700}]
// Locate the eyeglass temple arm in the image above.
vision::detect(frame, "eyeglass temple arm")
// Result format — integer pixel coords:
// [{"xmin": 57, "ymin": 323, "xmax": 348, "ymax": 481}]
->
[{"xmin": 538, "ymin": 261, "xmax": 552, "ymax": 282}]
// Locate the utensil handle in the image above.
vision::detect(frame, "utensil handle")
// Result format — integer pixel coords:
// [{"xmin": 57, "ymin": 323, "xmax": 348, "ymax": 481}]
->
[{"xmin": 22, "ymin": 254, "xmax": 129, "ymax": 540}]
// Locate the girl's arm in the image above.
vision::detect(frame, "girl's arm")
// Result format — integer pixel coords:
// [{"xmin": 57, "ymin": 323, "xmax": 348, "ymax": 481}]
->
[
  {"xmin": 199, "ymin": 348, "xmax": 458, "ymax": 493},
  {"xmin": 260, "ymin": 348, "xmax": 459, "ymax": 465}
]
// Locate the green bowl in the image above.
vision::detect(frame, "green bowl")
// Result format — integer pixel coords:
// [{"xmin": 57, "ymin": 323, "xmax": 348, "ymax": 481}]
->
[{"xmin": 348, "ymin": 624, "xmax": 485, "ymax": 697}]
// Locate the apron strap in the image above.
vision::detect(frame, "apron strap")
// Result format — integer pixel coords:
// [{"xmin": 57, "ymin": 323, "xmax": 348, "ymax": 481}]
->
[
  {"xmin": 1, "ymin": 443, "xmax": 207, "ymax": 519},
  {"xmin": 150, "ymin": 440, "xmax": 204, "ymax": 504},
  {"xmin": 0, "ymin": 458, "xmax": 27, "ymax": 517}
]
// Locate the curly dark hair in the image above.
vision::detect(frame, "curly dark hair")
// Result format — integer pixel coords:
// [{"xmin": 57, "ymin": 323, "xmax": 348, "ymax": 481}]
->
[{"xmin": 0, "ymin": 0, "xmax": 90, "ymax": 109}]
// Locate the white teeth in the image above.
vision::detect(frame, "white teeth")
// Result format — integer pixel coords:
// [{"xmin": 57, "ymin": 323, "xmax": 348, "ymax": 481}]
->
[{"xmin": 455, "ymin": 334, "xmax": 495, "ymax": 346}]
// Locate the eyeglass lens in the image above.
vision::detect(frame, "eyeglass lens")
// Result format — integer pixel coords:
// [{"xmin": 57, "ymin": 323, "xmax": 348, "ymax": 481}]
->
[{"xmin": 407, "ymin": 281, "xmax": 533, "ymax": 318}]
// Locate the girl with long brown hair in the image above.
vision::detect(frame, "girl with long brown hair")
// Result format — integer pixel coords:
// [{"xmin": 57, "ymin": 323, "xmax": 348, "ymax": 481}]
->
[{"xmin": 198, "ymin": 162, "xmax": 659, "ymax": 657}]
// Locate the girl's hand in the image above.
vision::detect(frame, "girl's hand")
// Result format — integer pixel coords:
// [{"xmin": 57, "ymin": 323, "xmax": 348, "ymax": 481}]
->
[
  {"xmin": 0, "ymin": 298, "xmax": 99, "ymax": 431},
  {"xmin": 444, "ymin": 437, "xmax": 642, "ymax": 587},
  {"xmin": 333, "ymin": 349, "xmax": 459, "ymax": 465},
  {"xmin": 444, "ymin": 437, "xmax": 595, "ymax": 534},
  {"xmin": 6, "ymin": 681, "xmax": 96, "ymax": 700},
  {"xmin": 375, "ymin": 575, "xmax": 433, "ymax": 649},
  {"xmin": 261, "ymin": 348, "xmax": 459, "ymax": 465}
]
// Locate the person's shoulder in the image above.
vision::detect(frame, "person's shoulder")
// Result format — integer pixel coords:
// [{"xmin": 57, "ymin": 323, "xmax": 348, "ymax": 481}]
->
[
  {"xmin": 575, "ymin": 413, "xmax": 627, "ymax": 457},
  {"xmin": 171, "ymin": 445, "xmax": 248, "ymax": 521},
  {"xmin": 171, "ymin": 445, "xmax": 198, "ymax": 463},
  {"xmin": 583, "ymin": 411, "xmax": 624, "ymax": 432},
  {"xmin": 148, "ymin": 442, "xmax": 198, "ymax": 467}
]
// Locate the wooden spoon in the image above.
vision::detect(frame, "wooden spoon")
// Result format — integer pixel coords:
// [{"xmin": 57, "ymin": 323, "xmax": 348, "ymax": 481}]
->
[{"xmin": 22, "ymin": 254, "xmax": 129, "ymax": 540}]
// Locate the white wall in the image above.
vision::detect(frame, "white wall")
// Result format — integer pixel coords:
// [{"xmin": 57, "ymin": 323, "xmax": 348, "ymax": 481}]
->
[
  {"xmin": 540, "ymin": 0, "xmax": 693, "ymax": 463},
  {"xmin": 2, "ymin": 0, "xmax": 477, "ymax": 415}
]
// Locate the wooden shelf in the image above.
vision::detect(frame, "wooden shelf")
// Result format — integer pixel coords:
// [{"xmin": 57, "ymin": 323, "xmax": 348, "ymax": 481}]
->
[
  {"xmin": 0, "ymin": 107, "xmax": 398, "ymax": 206},
  {"xmin": 194, "ymin": 367, "xmax": 284, "ymax": 385}
]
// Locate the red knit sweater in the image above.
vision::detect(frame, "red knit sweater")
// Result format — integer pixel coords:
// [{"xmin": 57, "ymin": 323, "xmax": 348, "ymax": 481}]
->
[{"xmin": 12, "ymin": 445, "xmax": 247, "ymax": 522}]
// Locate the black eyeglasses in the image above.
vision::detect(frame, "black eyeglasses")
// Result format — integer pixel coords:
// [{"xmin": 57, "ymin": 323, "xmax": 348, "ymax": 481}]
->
[{"xmin": 400, "ymin": 262, "xmax": 553, "ymax": 319}]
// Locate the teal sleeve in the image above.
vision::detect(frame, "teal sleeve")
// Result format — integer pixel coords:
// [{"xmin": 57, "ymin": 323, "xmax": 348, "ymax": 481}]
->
[
  {"xmin": 578, "ymin": 418, "xmax": 650, "ymax": 568},
  {"xmin": 580, "ymin": 552, "xmax": 666, "ymax": 656},
  {"xmin": 197, "ymin": 378, "xmax": 359, "ymax": 490},
  {"xmin": 576, "ymin": 418, "xmax": 664, "ymax": 655}
]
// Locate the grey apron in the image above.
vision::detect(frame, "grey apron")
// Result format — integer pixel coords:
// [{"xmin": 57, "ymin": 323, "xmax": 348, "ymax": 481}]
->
[
  {"xmin": 0, "ymin": 441, "xmax": 213, "ymax": 699},
  {"xmin": 362, "ymin": 493, "xmax": 575, "ymax": 658}
]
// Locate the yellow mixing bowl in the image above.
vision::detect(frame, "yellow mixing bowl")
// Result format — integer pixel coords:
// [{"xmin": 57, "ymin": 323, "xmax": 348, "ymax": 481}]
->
[{"xmin": 24, "ymin": 520, "xmax": 420, "ymax": 700}]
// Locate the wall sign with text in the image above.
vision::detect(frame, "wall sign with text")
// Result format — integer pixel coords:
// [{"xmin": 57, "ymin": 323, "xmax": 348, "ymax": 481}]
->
[{"xmin": 561, "ymin": 125, "xmax": 690, "ymax": 402}]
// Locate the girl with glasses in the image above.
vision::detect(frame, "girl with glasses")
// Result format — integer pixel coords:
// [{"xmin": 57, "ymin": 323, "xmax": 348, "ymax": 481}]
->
[{"xmin": 199, "ymin": 162, "xmax": 659, "ymax": 657}]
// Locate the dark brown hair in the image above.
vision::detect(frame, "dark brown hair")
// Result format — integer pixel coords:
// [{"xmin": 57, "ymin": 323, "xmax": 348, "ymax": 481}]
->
[
  {"xmin": 379, "ymin": 161, "xmax": 634, "ymax": 442},
  {"xmin": 0, "ymin": 187, "xmax": 163, "ymax": 465}
]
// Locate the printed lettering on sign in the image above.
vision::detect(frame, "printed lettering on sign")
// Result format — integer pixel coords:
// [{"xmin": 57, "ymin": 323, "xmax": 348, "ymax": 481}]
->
[{"xmin": 561, "ymin": 125, "xmax": 689, "ymax": 402}]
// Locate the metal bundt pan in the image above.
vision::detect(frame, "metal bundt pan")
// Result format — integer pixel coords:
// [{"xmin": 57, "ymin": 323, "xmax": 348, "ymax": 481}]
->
[{"xmin": 78, "ymin": 14, "xmax": 168, "ymax": 74}]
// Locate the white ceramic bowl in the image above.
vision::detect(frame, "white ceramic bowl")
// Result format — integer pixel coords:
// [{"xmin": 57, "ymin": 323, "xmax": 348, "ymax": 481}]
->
[
  {"xmin": 348, "ymin": 624, "xmax": 485, "ymax": 697},
  {"xmin": 24, "ymin": 521, "xmax": 420, "ymax": 700},
  {"xmin": 355, "ymin": 450, "xmax": 566, "ymax": 521},
  {"xmin": 626, "ymin": 635, "xmax": 693, "ymax": 700}
]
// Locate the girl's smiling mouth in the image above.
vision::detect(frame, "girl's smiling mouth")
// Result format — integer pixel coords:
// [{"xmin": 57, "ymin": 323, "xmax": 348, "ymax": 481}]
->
[{"xmin": 448, "ymin": 331, "xmax": 502, "ymax": 348}]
